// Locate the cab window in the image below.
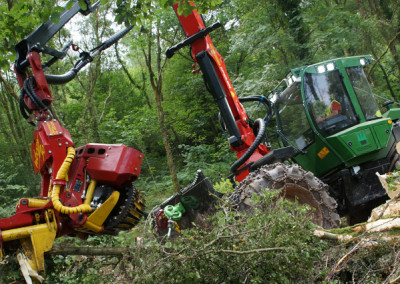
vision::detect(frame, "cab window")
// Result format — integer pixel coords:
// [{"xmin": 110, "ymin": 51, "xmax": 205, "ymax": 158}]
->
[
  {"xmin": 276, "ymin": 82, "xmax": 314, "ymax": 150},
  {"xmin": 346, "ymin": 66, "xmax": 381, "ymax": 120},
  {"xmin": 304, "ymin": 70, "xmax": 358, "ymax": 136}
]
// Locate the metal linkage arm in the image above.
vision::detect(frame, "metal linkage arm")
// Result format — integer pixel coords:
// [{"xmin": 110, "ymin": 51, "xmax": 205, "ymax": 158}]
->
[
  {"xmin": 166, "ymin": 22, "xmax": 222, "ymax": 59},
  {"xmin": 15, "ymin": 0, "xmax": 100, "ymax": 72}
]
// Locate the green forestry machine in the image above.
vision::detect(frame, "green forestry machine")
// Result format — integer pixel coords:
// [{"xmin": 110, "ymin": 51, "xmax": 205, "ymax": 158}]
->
[
  {"xmin": 271, "ymin": 56, "xmax": 400, "ymax": 223},
  {"xmin": 153, "ymin": 4, "xmax": 400, "ymax": 236}
]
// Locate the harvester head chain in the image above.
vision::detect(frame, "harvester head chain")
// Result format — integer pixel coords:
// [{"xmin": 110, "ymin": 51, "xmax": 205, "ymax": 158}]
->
[
  {"xmin": 230, "ymin": 163, "xmax": 340, "ymax": 229},
  {"xmin": 102, "ymin": 183, "xmax": 145, "ymax": 235}
]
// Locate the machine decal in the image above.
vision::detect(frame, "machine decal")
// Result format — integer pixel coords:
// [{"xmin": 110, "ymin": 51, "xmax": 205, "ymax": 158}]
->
[
  {"xmin": 318, "ymin": 147, "xmax": 330, "ymax": 159},
  {"xmin": 209, "ymin": 42, "xmax": 221, "ymax": 67},
  {"xmin": 357, "ymin": 132, "xmax": 368, "ymax": 145},
  {"xmin": 33, "ymin": 137, "xmax": 46, "ymax": 171},
  {"xmin": 46, "ymin": 121, "xmax": 59, "ymax": 136}
]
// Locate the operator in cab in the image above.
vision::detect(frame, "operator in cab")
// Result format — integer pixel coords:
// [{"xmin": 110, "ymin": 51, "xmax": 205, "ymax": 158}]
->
[{"xmin": 316, "ymin": 96, "xmax": 342, "ymax": 122}]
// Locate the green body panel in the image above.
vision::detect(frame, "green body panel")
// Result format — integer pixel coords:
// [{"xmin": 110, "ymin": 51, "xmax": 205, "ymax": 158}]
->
[
  {"xmin": 294, "ymin": 120, "xmax": 394, "ymax": 176},
  {"xmin": 345, "ymin": 134, "xmax": 395, "ymax": 167},
  {"xmin": 383, "ymin": 108, "xmax": 400, "ymax": 120},
  {"xmin": 293, "ymin": 134, "xmax": 342, "ymax": 176},
  {"xmin": 326, "ymin": 119, "xmax": 393, "ymax": 162}
]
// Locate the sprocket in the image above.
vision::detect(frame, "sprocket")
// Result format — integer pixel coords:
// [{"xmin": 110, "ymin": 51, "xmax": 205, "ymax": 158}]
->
[
  {"xmin": 103, "ymin": 183, "xmax": 145, "ymax": 234},
  {"xmin": 231, "ymin": 163, "xmax": 340, "ymax": 229}
]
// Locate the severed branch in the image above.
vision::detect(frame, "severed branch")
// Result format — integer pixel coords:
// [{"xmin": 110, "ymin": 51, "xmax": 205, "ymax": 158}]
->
[{"xmin": 213, "ymin": 247, "xmax": 286, "ymax": 255}]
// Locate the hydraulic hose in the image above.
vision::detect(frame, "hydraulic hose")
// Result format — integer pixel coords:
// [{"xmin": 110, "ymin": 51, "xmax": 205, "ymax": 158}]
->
[
  {"xmin": 238, "ymin": 95, "xmax": 273, "ymax": 122},
  {"xmin": 45, "ymin": 70, "xmax": 77, "ymax": 85},
  {"xmin": 95, "ymin": 25, "xmax": 133, "ymax": 52},
  {"xmin": 52, "ymin": 147, "xmax": 92, "ymax": 214},
  {"xmin": 230, "ymin": 118, "xmax": 266, "ymax": 173}
]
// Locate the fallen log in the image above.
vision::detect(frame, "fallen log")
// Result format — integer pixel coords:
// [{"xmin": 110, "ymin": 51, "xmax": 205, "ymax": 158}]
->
[{"xmin": 46, "ymin": 245, "xmax": 127, "ymax": 257}]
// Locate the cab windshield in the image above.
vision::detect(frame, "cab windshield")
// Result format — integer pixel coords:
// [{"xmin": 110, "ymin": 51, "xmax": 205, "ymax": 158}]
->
[
  {"xmin": 276, "ymin": 82, "xmax": 314, "ymax": 150},
  {"xmin": 304, "ymin": 70, "xmax": 358, "ymax": 136},
  {"xmin": 346, "ymin": 66, "xmax": 381, "ymax": 120}
]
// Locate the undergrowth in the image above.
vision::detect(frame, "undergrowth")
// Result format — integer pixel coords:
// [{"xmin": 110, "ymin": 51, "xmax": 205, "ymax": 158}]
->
[
  {"xmin": 2, "ymin": 185, "xmax": 400, "ymax": 283},
  {"xmin": 42, "ymin": 190, "xmax": 328, "ymax": 283}
]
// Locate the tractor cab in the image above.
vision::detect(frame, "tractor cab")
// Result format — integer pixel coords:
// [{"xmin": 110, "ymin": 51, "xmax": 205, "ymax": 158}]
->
[
  {"xmin": 274, "ymin": 55, "xmax": 400, "ymax": 177},
  {"xmin": 273, "ymin": 55, "xmax": 400, "ymax": 216}
]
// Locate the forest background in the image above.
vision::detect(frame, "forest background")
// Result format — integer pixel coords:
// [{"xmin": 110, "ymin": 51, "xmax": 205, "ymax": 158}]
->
[{"xmin": 1, "ymin": 0, "xmax": 400, "ymax": 282}]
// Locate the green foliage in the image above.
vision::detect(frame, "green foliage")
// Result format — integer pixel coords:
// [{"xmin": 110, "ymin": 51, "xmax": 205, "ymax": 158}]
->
[
  {"xmin": 0, "ymin": 162, "xmax": 32, "ymax": 218},
  {"xmin": 213, "ymin": 178, "xmax": 236, "ymax": 194},
  {"xmin": 42, "ymin": 191, "xmax": 327, "ymax": 283},
  {"xmin": 385, "ymin": 170, "xmax": 400, "ymax": 192},
  {"xmin": 129, "ymin": 191, "xmax": 326, "ymax": 283},
  {"xmin": 0, "ymin": 255, "xmax": 23, "ymax": 283},
  {"xmin": 177, "ymin": 140, "xmax": 236, "ymax": 185},
  {"xmin": 45, "ymin": 232, "xmax": 138, "ymax": 283}
]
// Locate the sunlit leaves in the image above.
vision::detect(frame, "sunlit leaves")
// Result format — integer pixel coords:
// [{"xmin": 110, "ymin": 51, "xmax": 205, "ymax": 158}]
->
[{"xmin": 50, "ymin": 5, "xmax": 67, "ymax": 23}]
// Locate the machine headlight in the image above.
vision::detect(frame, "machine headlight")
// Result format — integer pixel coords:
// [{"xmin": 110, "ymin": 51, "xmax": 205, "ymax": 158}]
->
[
  {"xmin": 317, "ymin": 65, "xmax": 326, "ymax": 73},
  {"xmin": 327, "ymin": 63, "xmax": 335, "ymax": 71}
]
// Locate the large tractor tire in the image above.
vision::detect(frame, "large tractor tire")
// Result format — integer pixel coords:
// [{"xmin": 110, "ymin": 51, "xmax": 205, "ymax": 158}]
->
[{"xmin": 231, "ymin": 163, "xmax": 340, "ymax": 229}]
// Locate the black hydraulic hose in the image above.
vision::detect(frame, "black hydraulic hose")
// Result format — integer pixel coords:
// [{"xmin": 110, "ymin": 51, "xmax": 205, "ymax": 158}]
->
[
  {"xmin": 22, "ymin": 80, "xmax": 38, "ymax": 110},
  {"xmin": 23, "ymin": 78, "xmax": 46, "ymax": 111},
  {"xmin": 26, "ymin": 77, "xmax": 48, "ymax": 110},
  {"xmin": 166, "ymin": 22, "xmax": 222, "ymax": 59},
  {"xmin": 239, "ymin": 95, "xmax": 273, "ymax": 122},
  {"xmin": 19, "ymin": 87, "xmax": 36, "ymax": 126},
  {"xmin": 94, "ymin": 25, "xmax": 133, "ymax": 52},
  {"xmin": 19, "ymin": 90, "xmax": 31, "ymax": 118},
  {"xmin": 230, "ymin": 118, "xmax": 266, "ymax": 173},
  {"xmin": 45, "ymin": 69, "xmax": 77, "ymax": 85}
]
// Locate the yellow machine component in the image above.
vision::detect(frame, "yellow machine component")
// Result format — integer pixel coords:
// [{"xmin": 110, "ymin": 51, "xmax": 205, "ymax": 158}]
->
[
  {"xmin": 84, "ymin": 179, "xmax": 96, "ymax": 205},
  {"xmin": 82, "ymin": 190, "xmax": 120, "ymax": 233},
  {"xmin": 130, "ymin": 207, "xmax": 142, "ymax": 220},
  {"xmin": 174, "ymin": 221, "xmax": 181, "ymax": 234},
  {"xmin": 51, "ymin": 147, "xmax": 92, "ymax": 214},
  {"xmin": 2, "ymin": 209, "xmax": 57, "ymax": 273},
  {"xmin": 27, "ymin": 198, "xmax": 50, "ymax": 208},
  {"xmin": 134, "ymin": 200, "xmax": 145, "ymax": 213}
]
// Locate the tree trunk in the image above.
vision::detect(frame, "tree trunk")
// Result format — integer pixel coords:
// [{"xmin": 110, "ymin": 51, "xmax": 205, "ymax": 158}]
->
[
  {"xmin": 46, "ymin": 246, "xmax": 126, "ymax": 256},
  {"xmin": 142, "ymin": 23, "xmax": 180, "ymax": 192},
  {"xmin": 0, "ymin": 76, "xmax": 31, "ymax": 167},
  {"xmin": 276, "ymin": 0, "xmax": 310, "ymax": 61},
  {"xmin": 114, "ymin": 43, "xmax": 152, "ymax": 109},
  {"xmin": 153, "ymin": 87, "xmax": 180, "ymax": 192}
]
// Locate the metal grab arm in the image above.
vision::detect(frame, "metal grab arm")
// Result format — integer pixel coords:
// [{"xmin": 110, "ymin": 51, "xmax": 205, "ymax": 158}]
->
[{"xmin": 45, "ymin": 26, "xmax": 133, "ymax": 85}]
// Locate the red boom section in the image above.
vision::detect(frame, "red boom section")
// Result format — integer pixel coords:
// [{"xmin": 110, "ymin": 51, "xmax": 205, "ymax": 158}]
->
[{"xmin": 173, "ymin": 3, "xmax": 269, "ymax": 181}]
